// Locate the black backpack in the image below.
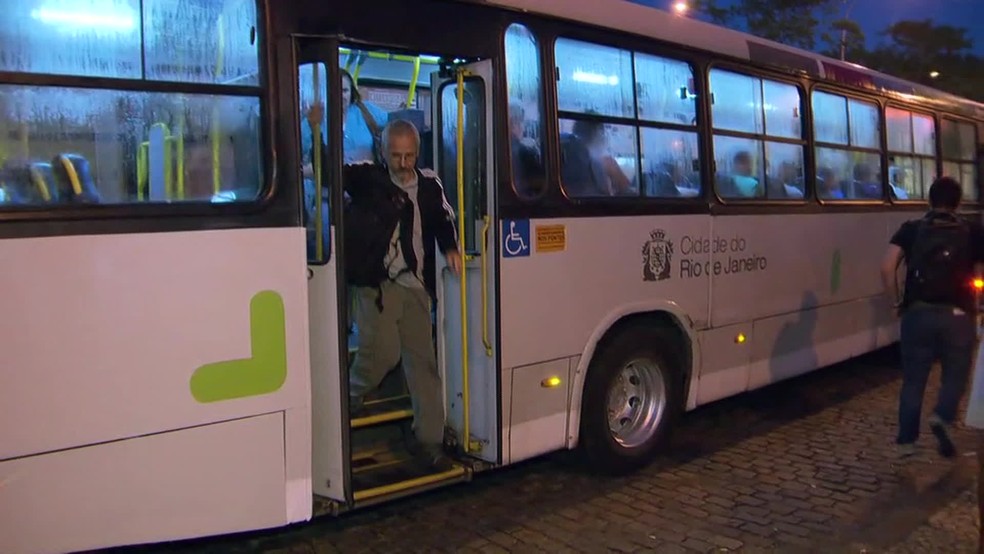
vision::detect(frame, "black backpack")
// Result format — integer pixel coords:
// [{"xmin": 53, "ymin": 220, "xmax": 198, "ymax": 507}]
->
[{"xmin": 905, "ymin": 213, "xmax": 971, "ymax": 306}]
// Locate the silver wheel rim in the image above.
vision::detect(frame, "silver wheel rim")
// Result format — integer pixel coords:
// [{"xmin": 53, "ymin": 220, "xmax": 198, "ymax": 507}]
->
[{"xmin": 606, "ymin": 357, "xmax": 667, "ymax": 449}]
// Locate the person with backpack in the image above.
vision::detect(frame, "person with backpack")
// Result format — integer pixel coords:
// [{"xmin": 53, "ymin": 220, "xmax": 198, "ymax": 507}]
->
[
  {"xmin": 880, "ymin": 176, "xmax": 984, "ymax": 460},
  {"xmin": 343, "ymin": 118, "xmax": 461, "ymax": 469}
]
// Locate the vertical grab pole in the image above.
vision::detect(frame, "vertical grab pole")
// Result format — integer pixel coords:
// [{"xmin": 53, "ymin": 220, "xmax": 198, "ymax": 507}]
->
[
  {"xmin": 211, "ymin": 16, "xmax": 225, "ymax": 195},
  {"xmin": 312, "ymin": 64, "xmax": 324, "ymax": 261},
  {"xmin": 455, "ymin": 68, "xmax": 471, "ymax": 453}
]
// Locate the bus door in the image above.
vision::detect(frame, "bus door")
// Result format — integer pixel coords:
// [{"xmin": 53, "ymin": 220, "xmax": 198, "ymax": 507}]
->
[
  {"xmin": 431, "ymin": 60, "xmax": 500, "ymax": 464},
  {"xmin": 295, "ymin": 39, "xmax": 347, "ymax": 505}
]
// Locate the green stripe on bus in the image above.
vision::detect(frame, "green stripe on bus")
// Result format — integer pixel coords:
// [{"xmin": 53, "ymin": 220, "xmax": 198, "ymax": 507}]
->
[{"xmin": 190, "ymin": 290, "xmax": 287, "ymax": 403}]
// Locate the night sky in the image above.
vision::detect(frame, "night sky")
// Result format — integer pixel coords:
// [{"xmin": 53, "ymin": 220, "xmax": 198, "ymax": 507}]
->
[{"xmin": 627, "ymin": 0, "xmax": 984, "ymax": 55}]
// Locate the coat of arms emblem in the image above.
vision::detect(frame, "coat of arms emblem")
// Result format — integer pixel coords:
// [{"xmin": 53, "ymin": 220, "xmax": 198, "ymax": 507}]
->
[{"xmin": 642, "ymin": 229, "xmax": 673, "ymax": 281}]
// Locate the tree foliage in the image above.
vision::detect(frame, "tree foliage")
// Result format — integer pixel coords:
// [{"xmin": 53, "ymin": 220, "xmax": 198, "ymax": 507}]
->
[
  {"xmin": 689, "ymin": 1, "xmax": 983, "ymax": 102},
  {"xmin": 692, "ymin": 0, "xmax": 836, "ymax": 50}
]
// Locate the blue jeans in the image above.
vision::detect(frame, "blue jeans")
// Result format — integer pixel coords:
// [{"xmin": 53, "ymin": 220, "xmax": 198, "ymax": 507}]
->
[{"xmin": 897, "ymin": 303, "xmax": 976, "ymax": 444}]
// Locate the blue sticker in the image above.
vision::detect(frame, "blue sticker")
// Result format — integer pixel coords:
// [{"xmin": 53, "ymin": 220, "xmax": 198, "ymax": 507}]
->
[{"xmin": 502, "ymin": 219, "xmax": 530, "ymax": 258}]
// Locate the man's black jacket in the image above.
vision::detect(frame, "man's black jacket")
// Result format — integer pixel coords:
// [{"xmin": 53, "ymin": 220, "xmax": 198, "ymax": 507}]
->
[{"xmin": 343, "ymin": 163, "xmax": 458, "ymax": 304}]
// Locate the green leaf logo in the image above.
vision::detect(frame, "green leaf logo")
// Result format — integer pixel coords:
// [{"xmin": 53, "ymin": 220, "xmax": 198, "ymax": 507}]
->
[{"xmin": 190, "ymin": 290, "xmax": 287, "ymax": 403}]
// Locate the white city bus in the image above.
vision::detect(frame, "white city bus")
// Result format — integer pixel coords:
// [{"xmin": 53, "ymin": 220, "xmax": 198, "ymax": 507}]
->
[{"xmin": 1, "ymin": 0, "xmax": 982, "ymax": 552}]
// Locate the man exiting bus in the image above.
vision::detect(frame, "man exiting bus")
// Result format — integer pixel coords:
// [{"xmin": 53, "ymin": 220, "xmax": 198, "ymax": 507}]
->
[
  {"xmin": 344, "ymin": 119, "xmax": 462, "ymax": 469},
  {"xmin": 880, "ymin": 176, "xmax": 984, "ymax": 460}
]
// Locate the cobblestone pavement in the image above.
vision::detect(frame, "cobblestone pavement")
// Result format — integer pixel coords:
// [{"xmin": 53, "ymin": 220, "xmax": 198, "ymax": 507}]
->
[{"xmin": 121, "ymin": 347, "xmax": 983, "ymax": 554}]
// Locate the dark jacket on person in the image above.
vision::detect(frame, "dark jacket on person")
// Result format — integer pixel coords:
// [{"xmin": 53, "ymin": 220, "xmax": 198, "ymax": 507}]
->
[{"xmin": 343, "ymin": 162, "xmax": 458, "ymax": 307}]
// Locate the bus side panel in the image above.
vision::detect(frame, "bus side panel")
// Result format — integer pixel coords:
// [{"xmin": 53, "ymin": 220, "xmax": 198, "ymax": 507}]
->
[
  {"xmin": 498, "ymin": 215, "xmax": 710, "ymax": 461},
  {"xmin": 498, "ymin": 215, "xmax": 710, "ymax": 371},
  {"xmin": 0, "ymin": 412, "xmax": 287, "ymax": 554},
  {"xmin": 709, "ymin": 212, "xmax": 906, "ymax": 328},
  {"xmin": 0, "ymin": 228, "xmax": 311, "ymax": 461}
]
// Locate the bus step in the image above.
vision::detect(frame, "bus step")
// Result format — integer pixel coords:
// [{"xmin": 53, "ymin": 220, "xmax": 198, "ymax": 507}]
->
[
  {"xmin": 352, "ymin": 459, "xmax": 469, "ymax": 508},
  {"xmin": 352, "ymin": 395, "xmax": 413, "ymax": 429}
]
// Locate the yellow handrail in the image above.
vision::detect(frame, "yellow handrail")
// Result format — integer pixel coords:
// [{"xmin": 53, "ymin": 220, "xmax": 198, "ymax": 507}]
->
[
  {"xmin": 137, "ymin": 143, "xmax": 148, "ymax": 201},
  {"xmin": 480, "ymin": 215, "xmax": 492, "ymax": 356},
  {"xmin": 56, "ymin": 155, "xmax": 82, "ymax": 196},
  {"xmin": 175, "ymin": 121, "xmax": 185, "ymax": 200},
  {"xmin": 407, "ymin": 56, "xmax": 421, "ymax": 107},
  {"xmin": 29, "ymin": 165, "xmax": 51, "ymax": 202},
  {"xmin": 312, "ymin": 63, "xmax": 324, "ymax": 261},
  {"xmin": 338, "ymin": 47, "xmax": 440, "ymax": 65},
  {"xmin": 212, "ymin": 16, "xmax": 225, "ymax": 195},
  {"xmin": 455, "ymin": 68, "xmax": 471, "ymax": 454},
  {"xmin": 136, "ymin": 123, "xmax": 183, "ymax": 201}
]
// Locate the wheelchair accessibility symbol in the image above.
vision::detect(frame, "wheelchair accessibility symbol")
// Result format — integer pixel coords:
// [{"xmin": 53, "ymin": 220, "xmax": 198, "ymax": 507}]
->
[{"xmin": 502, "ymin": 219, "xmax": 530, "ymax": 258}]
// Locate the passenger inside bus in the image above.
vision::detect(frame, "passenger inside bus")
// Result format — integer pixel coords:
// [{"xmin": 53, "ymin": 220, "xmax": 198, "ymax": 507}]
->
[
  {"xmin": 887, "ymin": 164, "xmax": 911, "ymax": 200},
  {"xmin": 303, "ymin": 67, "xmax": 389, "ymax": 175},
  {"xmin": 849, "ymin": 163, "xmax": 881, "ymax": 199},
  {"xmin": 717, "ymin": 150, "xmax": 762, "ymax": 198},
  {"xmin": 560, "ymin": 118, "xmax": 633, "ymax": 197},
  {"xmin": 817, "ymin": 166, "xmax": 845, "ymax": 199},
  {"xmin": 508, "ymin": 100, "xmax": 545, "ymax": 198},
  {"xmin": 769, "ymin": 160, "xmax": 804, "ymax": 199}
]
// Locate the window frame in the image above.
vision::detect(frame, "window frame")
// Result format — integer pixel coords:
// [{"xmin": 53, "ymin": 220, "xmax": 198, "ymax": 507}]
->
[
  {"xmin": 883, "ymin": 102, "xmax": 939, "ymax": 203},
  {"xmin": 551, "ymin": 33, "xmax": 704, "ymax": 203},
  {"xmin": 706, "ymin": 62, "xmax": 808, "ymax": 204},
  {"xmin": 0, "ymin": 0, "xmax": 274, "ymax": 220},
  {"xmin": 809, "ymin": 85, "xmax": 886, "ymax": 205}
]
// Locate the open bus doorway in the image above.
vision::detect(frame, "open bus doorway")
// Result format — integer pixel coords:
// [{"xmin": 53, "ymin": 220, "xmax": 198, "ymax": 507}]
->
[{"xmin": 297, "ymin": 41, "xmax": 498, "ymax": 511}]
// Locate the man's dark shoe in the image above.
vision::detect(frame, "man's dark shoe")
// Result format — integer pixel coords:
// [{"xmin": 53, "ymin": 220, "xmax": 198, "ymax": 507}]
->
[{"xmin": 929, "ymin": 414, "xmax": 957, "ymax": 458}]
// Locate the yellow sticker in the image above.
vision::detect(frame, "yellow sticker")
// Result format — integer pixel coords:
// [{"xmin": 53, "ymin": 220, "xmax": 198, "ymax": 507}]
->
[{"xmin": 535, "ymin": 224, "xmax": 566, "ymax": 253}]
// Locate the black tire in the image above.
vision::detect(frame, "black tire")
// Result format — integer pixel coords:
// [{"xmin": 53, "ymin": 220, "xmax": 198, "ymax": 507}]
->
[{"xmin": 578, "ymin": 324, "xmax": 684, "ymax": 475}]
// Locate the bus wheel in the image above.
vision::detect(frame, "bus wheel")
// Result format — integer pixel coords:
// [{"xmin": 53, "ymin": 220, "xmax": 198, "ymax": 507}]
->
[{"xmin": 579, "ymin": 324, "xmax": 683, "ymax": 475}]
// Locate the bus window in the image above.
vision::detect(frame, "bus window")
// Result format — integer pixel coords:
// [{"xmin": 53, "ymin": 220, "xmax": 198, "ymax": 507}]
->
[
  {"xmin": 0, "ymin": 0, "xmax": 141, "ymax": 78},
  {"xmin": 635, "ymin": 53, "xmax": 696, "ymax": 126},
  {"xmin": 710, "ymin": 69, "xmax": 804, "ymax": 200},
  {"xmin": 713, "ymin": 135, "xmax": 764, "ymax": 198},
  {"xmin": 558, "ymin": 118, "xmax": 637, "ymax": 197},
  {"xmin": 941, "ymin": 119, "xmax": 978, "ymax": 201},
  {"xmin": 710, "ymin": 71, "xmax": 763, "ymax": 135},
  {"xmin": 849, "ymin": 99, "xmax": 880, "ymax": 150},
  {"xmin": 0, "ymin": 0, "xmax": 263, "ymax": 207},
  {"xmin": 0, "ymin": 85, "xmax": 261, "ymax": 205},
  {"xmin": 555, "ymin": 38, "xmax": 634, "ymax": 119},
  {"xmin": 555, "ymin": 37, "xmax": 638, "ymax": 198},
  {"xmin": 504, "ymin": 23, "xmax": 546, "ymax": 200},
  {"xmin": 886, "ymin": 107, "xmax": 937, "ymax": 199},
  {"xmin": 634, "ymin": 53, "xmax": 700, "ymax": 198},
  {"xmin": 812, "ymin": 91, "xmax": 883, "ymax": 201},
  {"xmin": 640, "ymin": 128, "xmax": 700, "ymax": 198},
  {"xmin": 556, "ymin": 39, "xmax": 703, "ymax": 200},
  {"xmin": 144, "ymin": 0, "xmax": 259, "ymax": 85},
  {"xmin": 0, "ymin": 0, "xmax": 258, "ymax": 83}
]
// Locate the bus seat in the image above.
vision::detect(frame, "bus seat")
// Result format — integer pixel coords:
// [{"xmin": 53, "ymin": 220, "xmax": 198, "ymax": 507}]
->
[
  {"xmin": 52, "ymin": 153, "xmax": 100, "ymax": 203},
  {"xmin": 29, "ymin": 162, "xmax": 57, "ymax": 203},
  {"xmin": 0, "ymin": 161, "xmax": 52, "ymax": 204},
  {"xmin": 643, "ymin": 171, "xmax": 680, "ymax": 197}
]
